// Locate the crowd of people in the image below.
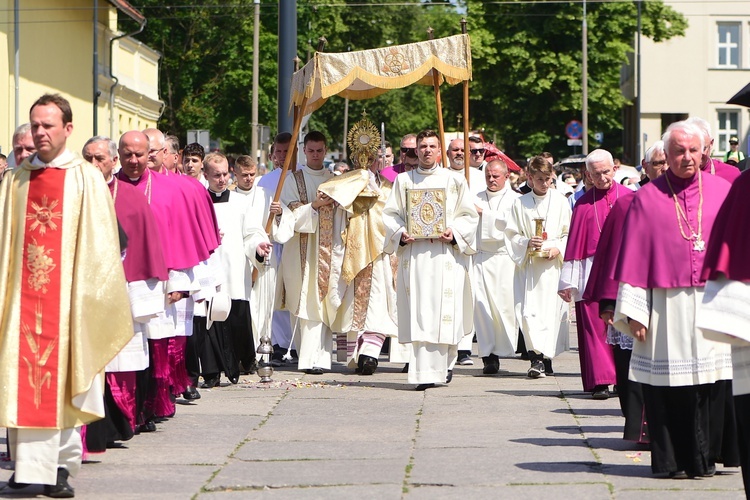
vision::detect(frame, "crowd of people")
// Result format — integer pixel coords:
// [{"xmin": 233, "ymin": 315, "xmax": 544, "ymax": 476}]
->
[{"xmin": 1, "ymin": 93, "xmax": 749, "ymax": 497}]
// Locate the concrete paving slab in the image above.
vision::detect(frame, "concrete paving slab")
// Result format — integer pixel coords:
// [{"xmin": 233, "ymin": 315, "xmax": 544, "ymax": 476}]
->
[
  {"xmin": 404, "ymin": 483, "xmax": 613, "ymax": 500},
  {"xmin": 409, "ymin": 443, "xmax": 601, "ymax": 486},
  {"xmin": 235, "ymin": 439, "xmax": 412, "ymax": 461},
  {"xmin": 207, "ymin": 458, "xmax": 405, "ymax": 490},
  {"xmin": 199, "ymin": 484, "xmax": 403, "ymax": 499}
]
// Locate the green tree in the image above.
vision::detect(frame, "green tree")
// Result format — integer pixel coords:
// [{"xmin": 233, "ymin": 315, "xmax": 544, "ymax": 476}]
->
[
  {"xmin": 457, "ymin": 0, "xmax": 686, "ymax": 160},
  {"xmin": 126, "ymin": 0, "xmax": 281, "ymax": 153}
]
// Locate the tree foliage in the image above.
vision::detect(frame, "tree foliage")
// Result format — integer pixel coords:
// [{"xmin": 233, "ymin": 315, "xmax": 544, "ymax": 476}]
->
[
  {"xmin": 124, "ymin": 0, "xmax": 686, "ymax": 159},
  {"xmin": 458, "ymin": 0, "xmax": 687, "ymax": 160}
]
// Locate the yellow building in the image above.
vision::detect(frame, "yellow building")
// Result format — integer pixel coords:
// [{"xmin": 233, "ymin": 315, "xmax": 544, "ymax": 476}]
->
[
  {"xmin": 622, "ymin": 0, "xmax": 750, "ymax": 162},
  {"xmin": 0, "ymin": 0, "xmax": 162, "ymax": 160}
]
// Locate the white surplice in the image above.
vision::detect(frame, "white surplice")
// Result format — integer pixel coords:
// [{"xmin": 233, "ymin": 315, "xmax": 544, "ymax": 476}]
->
[
  {"xmin": 473, "ymin": 186, "xmax": 521, "ymax": 357},
  {"xmin": 614, "ymin": 283, "xmax": 733, "ymax": 387},
  {"xmin": 505, "ymin": 189, "xmax": 571, "ymax": 358},
  {"xmin": 383, "ymin": 166, "xmax": 478, "ymax": 384}
]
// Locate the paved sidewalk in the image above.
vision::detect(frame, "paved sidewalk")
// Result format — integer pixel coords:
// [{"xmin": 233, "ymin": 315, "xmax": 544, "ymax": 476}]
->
[{"xmin": 0, "ymin": 331, "xmax": 745, "ymax": 499}]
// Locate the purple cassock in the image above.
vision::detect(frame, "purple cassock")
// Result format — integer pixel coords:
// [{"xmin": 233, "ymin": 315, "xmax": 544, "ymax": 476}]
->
[
  {"xmin": 614, "ymin": 169, "xmax": 730, "ymax": 289},
  {"xmin": 380, "ymin": 163, "xmax": 406, "ymax": 183},
  {"xmin": 704, "ymin": 157, "xmax": 740, "ymax": 184},
  {"xmin": 582, "ymin": 195, "xmax": 636, "ymax": 305},
  {"xmin": 702, "ymin": 169, "xmax": 750, "ymax": 282},
  {"xmin": 171, "ymin": 173, "xmax": 221, "ymax": 254},
  {"xmin": 111, "ymin": 179, "xmax": 169, "ymax": 282},
  {"xmin": 581, "ymin": 193, "xmax": 648, "ymax": 443},
  {"xmin": 117, "ymin": 168, "xmax": 218, "ymax": 271},
  {"xmin": 565, "ymin": 183, "xmax": 633, "ymax": 392}
]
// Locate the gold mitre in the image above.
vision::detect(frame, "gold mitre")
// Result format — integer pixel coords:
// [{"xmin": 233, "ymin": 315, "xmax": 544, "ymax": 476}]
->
[{"xmin": 347, "ymin": 110, "xmax": 381, "ymax": 169}]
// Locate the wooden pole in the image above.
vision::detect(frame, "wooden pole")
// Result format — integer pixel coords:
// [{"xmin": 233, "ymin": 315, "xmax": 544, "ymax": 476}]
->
[
  {"xmin": 291, "ymin": 56, "xmax": 302, "ymax": 173},
  {"xmin": 461, "ymin": 19, "xmax": 470, "ymax": 185},
  {"xmin": 265, "ymin": 37, "xmax": 327, "ymax": 235},
  {"xmin": 427, "ymin": 27, "xmax": 449, "ymax": 170}
]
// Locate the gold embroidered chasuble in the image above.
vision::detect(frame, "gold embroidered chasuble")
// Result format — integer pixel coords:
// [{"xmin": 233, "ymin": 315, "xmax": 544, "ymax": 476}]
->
[
  {"xmin": 0, "ymin": 153, "xmax": 133, "ymax": 429},
  {"xmin": 319, "ymin": 170, "xmax": 398, "ymax": 334},
  {"xmin": 279, "ymin": 164, "xmax": 334, "ymax": 321}
]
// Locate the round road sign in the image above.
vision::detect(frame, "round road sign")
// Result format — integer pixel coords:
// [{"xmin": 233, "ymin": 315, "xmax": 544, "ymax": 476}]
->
[{"xmin": 566, "ymin": 120, "xmax": 583, "ymax": 140}]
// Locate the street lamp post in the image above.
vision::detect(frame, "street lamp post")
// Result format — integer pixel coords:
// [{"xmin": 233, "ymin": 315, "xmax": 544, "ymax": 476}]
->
[
  {"xmin": 252, "ymin": 0, "xmax": 260, "ymax": 160},
  {"xmin": 582, "ymin": 0, "xmax": 588, "ymax": 155}
]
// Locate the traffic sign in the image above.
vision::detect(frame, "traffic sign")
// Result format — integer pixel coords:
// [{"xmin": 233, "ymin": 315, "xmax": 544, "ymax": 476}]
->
[
  {"xmin": 565, "ymin": 120, "xmax": 583, "ymax": 140},
  {"xmin": 567, "ymin": 139, "xmax": 583, "ymax": 147}
]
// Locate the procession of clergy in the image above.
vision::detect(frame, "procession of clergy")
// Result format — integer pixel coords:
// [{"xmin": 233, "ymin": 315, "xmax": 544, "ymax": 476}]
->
[{"xmin": 2, "ymin": 94, "xmax": 750, "ymax": 497}]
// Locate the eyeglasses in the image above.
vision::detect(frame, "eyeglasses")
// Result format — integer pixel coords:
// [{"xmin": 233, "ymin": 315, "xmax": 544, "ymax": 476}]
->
[
  {"xmin": 730, "ymin": 142, "xmax": 739, "ymax": 145},
  {"xmin": 401, "ymin": 147, "xmax": 417, "ymax": 158},
  {"xmin": 650, "ymin": 160, "xmax": 667, "ymax": 166},
  {"xmin": 470, "ymin": 148, "xmax": 485, "ymax": 155}
]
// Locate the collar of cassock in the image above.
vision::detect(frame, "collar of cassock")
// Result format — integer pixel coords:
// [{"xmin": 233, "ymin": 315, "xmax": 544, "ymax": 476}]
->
[
  {"xmin": 209, "ymin": 189, "xmax": 230, "ymax": 203},
  {"xmin": 30, "ymin": 149, "xmax": 75, "ymax": 169},
  {"xmin": 416, "ymin": 165, "xmax": 439, "ymax": 175}
]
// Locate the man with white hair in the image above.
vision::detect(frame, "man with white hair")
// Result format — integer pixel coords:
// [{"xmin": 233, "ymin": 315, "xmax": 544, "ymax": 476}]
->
[
  {"xmin": 559, "ymin": 149, "xmax": 633, "ymax": 399},
  {"xmin": 613, "ymin": 120, "xmax": 738, "ymax": 478},
  {"xmin": 686, "ymin": 117, "xmax": 740, "ymax": 184},
  {"xmin": 638, "ymin": 141, "xmax": 667, "ymax": 189},
  {"xmin": 11, "ymin": 122, "xmax": 35, "ymax": 167}
]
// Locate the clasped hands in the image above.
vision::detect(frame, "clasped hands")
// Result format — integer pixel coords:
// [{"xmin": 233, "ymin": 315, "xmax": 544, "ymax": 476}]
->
[
  {"xmin": 528, "ymin": 236, "xmax": 559, "ymax": 260},
  {"xmin": 400, "ymin": 228, "xmax": 454, "ymax": 245}
]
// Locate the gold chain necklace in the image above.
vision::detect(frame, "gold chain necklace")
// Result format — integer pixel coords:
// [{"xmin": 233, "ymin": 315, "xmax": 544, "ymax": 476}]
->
[
  {"xmin": 144, "ymin": 171, "xmax": 153, "ymax": 205},
  {"xmin": 593, "ymin": 185, "xmax": 618, "ymax": 233},
  {"xmin": 664, "ymin": 171, "xmax": 704, "ymax": 252},
  {"xmin": 112, "ymin": 177, "xmax": 119, "ymax": 203}
]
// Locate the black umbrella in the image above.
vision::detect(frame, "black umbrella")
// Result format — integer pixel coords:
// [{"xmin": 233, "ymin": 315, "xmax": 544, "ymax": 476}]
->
[{"xmin": 727, "ymin": 81, "xmax": 750, "ymax": 107}]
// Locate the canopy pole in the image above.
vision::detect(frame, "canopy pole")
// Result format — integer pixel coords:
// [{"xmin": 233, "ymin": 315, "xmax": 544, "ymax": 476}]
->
[
  {"xmin": 291, "ymin": 56, "xmax": 302, "ymax": 173},
  {"xmin": 427, "ymin": 27, "xmax": 449, "ymax": 169},
  {"xmin": 265, "ymin": 37, "xmax": 327, "ymax": 235},
  {"xmin": 461, "ymin": 18, "xmax": 470, "ymax": 185}
]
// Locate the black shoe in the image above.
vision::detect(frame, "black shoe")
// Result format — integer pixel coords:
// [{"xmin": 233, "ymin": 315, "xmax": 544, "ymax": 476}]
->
[
  {"xmin": 543, "ymin": 357, "xmax": 554, "ymax": 375},
  {"xmin": 457, "ymin": 350, "xmax": 474, "ymax": 365},
  {"xmin": 527, "ymin": 360, "xmax": 545, "ymax": 379},
  {"xmin": 446, "ymin": 370, "xmax": 453, "ymax": 384},
  {"xmin": 592, "ymin": 385, "xmax": 610, "ymax": 400},
  {"xmin": 201, "ymin": 376, "xmax": 220, "ymax": 389},
  {"xmin": 401, "ymin": 363, "xmax": 409, "ymax": 373},
  {"xmin": 415, "ymin": 383, "xmax": 435, "ymax": 391},
  {"xmin": 138, "ymin": 419, "xmax": 157, "ymax": 433},
  {"xmin": 43, "ymin": 468, "xmax": 74, "ymax": 498},
  {"xmin": 358, "ymin": 355, "xmax": 378, "ymax": 375},
  {"xmin": 482, "ymin": 354, "xmax": 500, "ymax": 375},
  {"xmin": 182, "ymin": 385, "xmax": 201, "ymax": 400},
  {"xmin": 7, "ymin": 473, "xmax": 29, "ymax": 489},
  {"xmin": 229, "ymin": 376, "xmax": 239, "ymax": 384},
  {"xmin": 304, "ymin": 367, "xmax": 324, "ymax": 375}
]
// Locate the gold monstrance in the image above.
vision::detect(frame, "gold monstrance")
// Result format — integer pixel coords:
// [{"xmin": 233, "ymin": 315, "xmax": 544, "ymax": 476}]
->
[{"xmin": 529, "ymin": 218, "xmax": 549, "ymax": 258}]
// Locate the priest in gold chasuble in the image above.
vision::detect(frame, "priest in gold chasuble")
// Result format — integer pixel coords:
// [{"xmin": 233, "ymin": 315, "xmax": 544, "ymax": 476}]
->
[{"xmin": 0, "ymin": 95, "xmax": 132, "ymax": 493}]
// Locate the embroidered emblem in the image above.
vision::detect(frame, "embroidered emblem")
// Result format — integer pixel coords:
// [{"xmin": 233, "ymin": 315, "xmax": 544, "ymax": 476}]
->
[
  {"xmin": 26, "ymin": 239, "xmax": 56, "ymax": 293},
  {"xmin": 21, "ymin": 301, "xmax": 57, "ymax": 408},
  {"xmin": 381, "ymin": 48, "xmax": 410, "ymax": 75},
  {"xmin": 26, "ymin": 196, "xmax": 62, "ymax": 235}
]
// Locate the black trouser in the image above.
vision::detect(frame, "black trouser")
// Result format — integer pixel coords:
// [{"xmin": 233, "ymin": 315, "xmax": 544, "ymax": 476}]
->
[{"xmin": 227, "ymin": 299, "xmax": 255, "ymax": 370}]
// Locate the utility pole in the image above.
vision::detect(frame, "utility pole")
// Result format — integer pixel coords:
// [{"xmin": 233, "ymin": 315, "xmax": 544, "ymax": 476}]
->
[
  {"xmin": 277, "ymin": 0, "xmax": 297, "ymax": 134},
  {"xmin": 251, "ymin": 0, "xmax": 260, "ymax": 159},
  {"xmin": 582, "ymin": 0, "xmax": 589, "ymax": 155},
  {"xmin": 636, "ymin": 0, "xmax": 642, "ymax": 162}
]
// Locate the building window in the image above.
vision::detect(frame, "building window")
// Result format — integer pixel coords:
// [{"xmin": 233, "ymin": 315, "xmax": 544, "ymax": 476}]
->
[
  {"xmin": 717, "ymin": 23, "xmax": 740, "ymax": 68},
  {"xmin": 717, "ymin": 110, "xmax": 739, "ymax": 154}
]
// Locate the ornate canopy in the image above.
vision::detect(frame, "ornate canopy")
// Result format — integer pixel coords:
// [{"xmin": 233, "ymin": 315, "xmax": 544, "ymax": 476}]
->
[{"xmin": 291, "ymin": 34, "xmax": 472, "ymax": 114}]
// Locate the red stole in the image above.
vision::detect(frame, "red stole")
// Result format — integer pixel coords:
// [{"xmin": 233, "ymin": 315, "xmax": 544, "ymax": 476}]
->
[{"xmin": 18, "ymin": 168, "xmax": 66, "ymax": 426}]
